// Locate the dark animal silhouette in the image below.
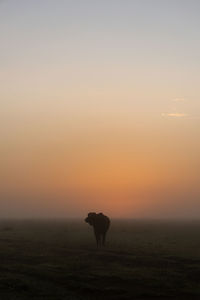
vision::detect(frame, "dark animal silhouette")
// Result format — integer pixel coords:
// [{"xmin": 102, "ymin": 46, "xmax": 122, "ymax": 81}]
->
[{"xmin": 85, "ymin": 212, "xmax": 110, "ymax": 247}]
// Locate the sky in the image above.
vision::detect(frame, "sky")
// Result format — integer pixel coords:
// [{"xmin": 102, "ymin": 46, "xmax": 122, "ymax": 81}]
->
[{"xmin": 0, "ymin": 0, "xmax": 200, "ymax": 218}]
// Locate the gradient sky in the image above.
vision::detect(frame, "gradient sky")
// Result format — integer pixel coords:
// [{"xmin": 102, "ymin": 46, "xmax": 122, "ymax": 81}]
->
[{"xmin": 0, "ymin": 0, "xmax": 200, "ymax": 218}]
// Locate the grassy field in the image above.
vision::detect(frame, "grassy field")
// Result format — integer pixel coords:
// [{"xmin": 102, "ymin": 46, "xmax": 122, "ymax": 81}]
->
[{"xmin": 0, "ymin": 219, "xmax": 199, "ymax": 299}]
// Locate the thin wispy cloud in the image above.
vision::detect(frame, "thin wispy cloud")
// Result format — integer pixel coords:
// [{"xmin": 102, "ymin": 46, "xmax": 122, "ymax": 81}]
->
[
  {"xmin": 161, "ymin": 97, "xmax": 189, "ymax": 118},
  {"xmin": 161, "ymin": 113, "xmax": 188, "ymax": 118},
  {"xmin": 172, "ymin": 98, "xmax": 186, "ymax": 102}
]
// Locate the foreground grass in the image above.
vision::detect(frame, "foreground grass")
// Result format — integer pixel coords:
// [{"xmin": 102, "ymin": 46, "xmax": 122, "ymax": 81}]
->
[{"xmin": 0, "ymin": 219, "xmax": 200, "ymax": 299}]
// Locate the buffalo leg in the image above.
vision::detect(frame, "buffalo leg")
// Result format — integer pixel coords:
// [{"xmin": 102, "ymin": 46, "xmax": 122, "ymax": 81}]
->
[
  {"xmin": 102, "ymin": 232, "xmax": 106, "ymax": 246},
  {"xmin": 94, "ymin": 231, "xmax": 100, "ymax": 247}
]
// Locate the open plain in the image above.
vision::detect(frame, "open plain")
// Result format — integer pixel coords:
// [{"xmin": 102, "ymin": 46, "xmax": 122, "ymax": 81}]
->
[{"xmin": 0, "ymin": 219, "xmax": 199, "ymax": 299}]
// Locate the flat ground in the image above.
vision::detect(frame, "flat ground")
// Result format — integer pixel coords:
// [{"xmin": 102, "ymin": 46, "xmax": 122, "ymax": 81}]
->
[{"xmin": 0, "ymin": 219, "xmax": 199, "ymax": 299}]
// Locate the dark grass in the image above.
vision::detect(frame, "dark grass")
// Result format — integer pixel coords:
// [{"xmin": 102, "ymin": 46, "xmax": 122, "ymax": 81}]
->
[{"xmin": 0, "ymin": 219, "xmax": 200, "ymax": 299}]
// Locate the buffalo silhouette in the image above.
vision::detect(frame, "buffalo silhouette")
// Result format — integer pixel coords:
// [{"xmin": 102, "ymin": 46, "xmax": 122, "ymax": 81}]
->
[{"xmin": 85, "ymin": 212, "xmax": 110, "ymax": 247}]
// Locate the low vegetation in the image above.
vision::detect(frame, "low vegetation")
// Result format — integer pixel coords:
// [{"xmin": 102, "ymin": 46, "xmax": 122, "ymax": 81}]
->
[{"xmin": 0, "ymin": 219, "xmax": 199, "ymax": 299}]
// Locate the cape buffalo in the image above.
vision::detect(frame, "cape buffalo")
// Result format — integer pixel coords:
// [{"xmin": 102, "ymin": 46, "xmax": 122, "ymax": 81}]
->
[{"xmin": 85, "ymin": 212, "xmax": 110, "ymax": 247}]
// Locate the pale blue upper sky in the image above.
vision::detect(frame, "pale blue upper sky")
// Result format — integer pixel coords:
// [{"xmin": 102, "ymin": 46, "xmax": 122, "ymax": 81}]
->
[{"xmin": 1, "ymin": 1, "xmax": 200, "ymax": 116}]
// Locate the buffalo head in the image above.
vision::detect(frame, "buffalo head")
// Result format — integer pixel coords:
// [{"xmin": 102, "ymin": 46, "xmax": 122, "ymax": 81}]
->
[{"xmin": 85, "ymin": 212, "xmax": 97, "ymax": 226}]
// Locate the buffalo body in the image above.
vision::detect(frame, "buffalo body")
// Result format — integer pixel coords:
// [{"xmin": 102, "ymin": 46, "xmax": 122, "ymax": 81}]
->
[{"xmin": 85, "ymin": 212, "xmax": 110, "ymax": 247}]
